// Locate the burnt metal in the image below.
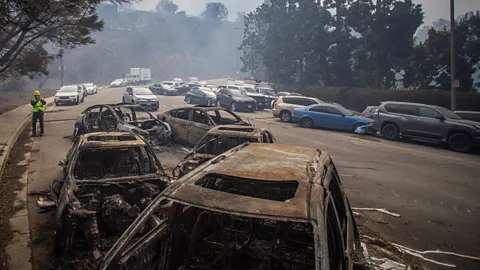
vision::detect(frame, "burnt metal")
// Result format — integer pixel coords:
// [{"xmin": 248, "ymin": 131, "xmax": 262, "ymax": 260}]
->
[
  {"xmin": 73, "ymin": 103, "xmax": 171, "ymax": 145},
  {"xmin": 99, "ymin": 143, "xmax": 366, "ymax": 270},
  {"xmin": 49, "ymin": 132, "xmax": 170, "ymax": 268},
  {"xmin": 172, "ymin": 125, "xmax": 276, "ymax": 178}
]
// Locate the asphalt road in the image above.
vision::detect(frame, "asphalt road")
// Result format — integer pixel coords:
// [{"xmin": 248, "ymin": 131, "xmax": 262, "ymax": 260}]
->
[{"xmin": 26, "ymin": 82, "xmax": 480, "ymax": 269}]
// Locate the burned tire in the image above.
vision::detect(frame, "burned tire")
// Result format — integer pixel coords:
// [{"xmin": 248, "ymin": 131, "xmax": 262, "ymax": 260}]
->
[
  {"xmin": 301, "ymin": 117, "xmax": 313, "ymax": 128},
  {"xmin": 280, "ymin": 111, "xmax": 292, "ymax": 122},
  {"xmin": 382, "ymin": 123, "xmax": 399, "ymax": 140},
  {"xmin": 448, "ymin": 133, "xmax": 472, "ymax": 153}
]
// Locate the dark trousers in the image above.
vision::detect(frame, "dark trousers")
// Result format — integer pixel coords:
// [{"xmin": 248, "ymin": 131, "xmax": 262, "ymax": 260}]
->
[{"xmin": 32, "ymin": 111, "xmax": 44, "ymax": 135}]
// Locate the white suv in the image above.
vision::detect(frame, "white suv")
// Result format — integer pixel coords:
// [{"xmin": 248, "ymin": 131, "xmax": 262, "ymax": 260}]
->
[{"xmin": 272, "ymin": 96, "xmax": 324, "ymax": 122}]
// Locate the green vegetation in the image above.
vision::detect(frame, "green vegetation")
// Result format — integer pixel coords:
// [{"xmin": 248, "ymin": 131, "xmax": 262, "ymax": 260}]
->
[{"xmin": 240, "ymin": 0, "xmax": 480, "ymax": 92}]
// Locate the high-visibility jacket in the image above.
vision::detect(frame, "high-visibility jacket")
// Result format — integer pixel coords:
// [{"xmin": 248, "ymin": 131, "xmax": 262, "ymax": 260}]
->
[{"xmin": 31, "ymin": 98, "xmax": 45, "ymax": 112}]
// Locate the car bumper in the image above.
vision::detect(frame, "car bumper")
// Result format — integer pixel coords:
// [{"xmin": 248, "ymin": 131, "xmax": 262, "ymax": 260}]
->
[
  {"xmin": 236, "ymin": 103, "xmax": 256, "ymax": 111},
  {"xmin": 272, "ymin": 108, "xmax": 280, "ymax": 117},
  {"xmin": 136, "ymin": 101, "xmax": 159, "ymax": 109},
  {"xmin": 55, "ymin": 97, "xmax": 77, "ymax": 104}
]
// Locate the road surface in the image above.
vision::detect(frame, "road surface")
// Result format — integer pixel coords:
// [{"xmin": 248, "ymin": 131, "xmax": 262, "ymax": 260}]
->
[{"xmin": 26, "ymin": 81, "xmax": 480, "ymax": 269}]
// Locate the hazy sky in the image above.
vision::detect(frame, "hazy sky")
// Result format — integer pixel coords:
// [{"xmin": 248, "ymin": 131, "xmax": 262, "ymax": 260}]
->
[{"xmin": 134, "ymin": 0, "xmax": 480, "ymax": 25}]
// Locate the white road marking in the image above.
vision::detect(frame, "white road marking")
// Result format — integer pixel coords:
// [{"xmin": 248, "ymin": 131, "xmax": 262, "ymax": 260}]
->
[
  {"xmin": 391, "ymin": 189, "xmax": 400, "ymax": 198},
  {"xmin": 351, "ymin": 207, "xmax": 401, "ymax": 217}
]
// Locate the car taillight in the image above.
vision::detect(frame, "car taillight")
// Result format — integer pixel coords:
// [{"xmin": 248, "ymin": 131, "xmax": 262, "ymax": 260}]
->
[
  {"xmin": 292, "ymin": 110, "xmax": 296, "ymax": 115},
  {"xmin": 274, "ymin": 101, "xmax": 279, "ymax": 107},
  {"xmin": 361, "ymin": 112, "xmax": 365, "ymax": 116}
]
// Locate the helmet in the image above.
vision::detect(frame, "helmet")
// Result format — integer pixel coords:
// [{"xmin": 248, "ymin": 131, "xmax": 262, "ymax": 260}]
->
[{"xmin": 33, "ymin": 90, "xmax": 40, "ymax": 96}]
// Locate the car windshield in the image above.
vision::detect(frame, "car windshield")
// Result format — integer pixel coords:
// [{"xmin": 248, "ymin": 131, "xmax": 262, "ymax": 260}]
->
[
  {"xmin": 161, "ymin": 84, "xmax": 172, "ymax": 89},
  {"xmin": 125, "ymin": 74, "xmax": 135, "ymax": 79},
  {"xmin": 84, "ymin": 83, "xmax": 93, "ymax": 87},
  {"xmin": 197, "ymin": 135, "xmax": 260, "ymax": 155},
  {"xmin": 231, "ymin": 90, "xmax": 248, "ymax": 97},
  {"xmin": 163, "ymin": 82, "xmax": 174, "ymax": 85},
  {"xmin": 243, "ymin": 87, "xmax": 255, "ymax": 93},
  {"xmin": 435, "ymin": 106, "xmax": 462, "ymax": 120},
  {"xmin": 58, "ymin": 86, "xmax": 77, "ymax": 93},
  {"xmin": 259, "ymin": 88, "xmax": 276, "ymax": 96},
  {"xmin": 133, "ymin": 88, "xmax": 153, "ymax": 95},
  {"xmin": 113, "ymin": 79, "xmax": 122, "ymax": 83}
]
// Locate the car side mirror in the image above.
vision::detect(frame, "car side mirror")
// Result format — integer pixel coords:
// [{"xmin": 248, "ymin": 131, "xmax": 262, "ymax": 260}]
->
[{"xmin": 434, "ymin": 115, "xmax": 445, "ymax": 121}]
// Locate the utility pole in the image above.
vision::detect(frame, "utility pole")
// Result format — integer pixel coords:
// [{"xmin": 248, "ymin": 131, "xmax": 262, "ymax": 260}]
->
[
  {"xmin": 58, "ymin": 49, "xmax": 64, "ymax": 86},
  {"xmin": 450, "ymin": 0, "xmax": 457, "ymax": 110}
]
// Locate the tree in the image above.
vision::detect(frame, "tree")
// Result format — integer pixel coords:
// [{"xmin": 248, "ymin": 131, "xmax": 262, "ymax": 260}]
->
[
  {"xmin": 155, "ymin": 0, "xmax": 178, "ymax": 14},
  {"xmin": 201, "ymin": 2, "xmax": 229, "ymax": 21},
  {"xmin": 0, "ymin": 0, "xmax": 131, "ymax": 81}
]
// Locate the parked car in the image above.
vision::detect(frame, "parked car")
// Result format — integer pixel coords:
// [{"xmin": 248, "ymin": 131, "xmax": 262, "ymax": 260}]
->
[
  {"xmin": 204, "ymin": 84, "xmax": 217, "ymax": 93},
  {"xmin": 361, "ymin": 106, "xmax": 378, "ymax": 119},
  {"xmin": 176, "ymin": 82, "xmax": 201, "ymax": 95},
  {"xmin": 83, "ymin": 82, "xmax": 97, "ymax": 95},
  {"xmin": 256, "ymin": 86, "xmax": 277, "ymax": 107},
  {"xmin": 161, "ymin": 81, "xmax": 177, "ymax": 87},
  {"xmin": 241, "ymin": 86, "xmax": 269, "ymax": 110},
  {"xmin": 272, "ymin": 96, "xmax": 324, "ymax": 122},
  {"xmin": 122, "ymin": 87, "xmax": 159, "ymax": 111},
  {"xmin": 157, "ymin": 106, "xmax": 250, "ymax": 146},
  {"xmin": 98, "ymin": 143, "xmax": 365, "ymax": 270},
  {"xmin": 74, "ymin": 104, "xmax": 171, "ymax": 145},
  {"xmin": 372, "ymin": 101, "xmax": 480, "ymax": 152},
  {"xmin": 185, "ymin": 87, "xmax": 217, "ymax": 106},
  {"xmin": 455, "ymin": 111, "xmax": 480, "ymax": 122},
  {"xmin": 293, "ymin": 104, "xmax": 372, "ymax": 132},
  {"xmin": 149, "ymin": 84, "xmax": 178, "ymax": 96},
  {"xmin": 109, "ymin": 78, "xmax": 126, "ymax": 87},
  {"xmin": 189, "ymin": 77, "xmax": 199, "ymax": 82},
  {"xmin": 173, "ymin": 78, "xmax": 183, "ymax": 84},
  {"xmin": 51, "ymin": 132, "xmax": 170, "ymax": 261},
  {"xmin": 217, "ymin": 88, "xmax": 257, "ymax": 112},
  {"xmin": 54, "ymin": 85, "xmax": 84, "ymax": 105}
]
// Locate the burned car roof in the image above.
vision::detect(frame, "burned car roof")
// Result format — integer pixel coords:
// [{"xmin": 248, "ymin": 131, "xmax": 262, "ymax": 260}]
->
[
  {"xmin": 165, "ymin": 143, "xmax": 327, "ymax": 220},
  {"xmin": 204, "ymin": 125, "xmax": 266, "ymax": 138},
  {"xmin": 77, "ymin": 132, "xmax": 147, "ymax": 149}
]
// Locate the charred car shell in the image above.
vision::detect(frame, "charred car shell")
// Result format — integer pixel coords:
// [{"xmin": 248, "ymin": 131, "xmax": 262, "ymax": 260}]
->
[
  {"xmin": 157, "ymin": 105, "xmax": 251, "ymax": 146},
  {"xmin": 74, "ymin": 103, "xmax": 171, "ymax": 145},
  {"xmin": 100, "ymin": 143, "xmax": 366, "ymax": 270},
  {"xmin": 172, "ymin": 125, "xmax": 276, "ymax": 178},
  {"xmin": 52, "ymin": 132, "xmax": 171, "ymax": 267}
]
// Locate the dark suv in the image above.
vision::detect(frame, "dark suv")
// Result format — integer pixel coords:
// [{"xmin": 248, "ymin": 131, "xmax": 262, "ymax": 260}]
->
[
  {"xmin": 372, "ymin": 101, "xmax": 480, "ymax": 152},
  {"xmin": 216, "ymin": 88, "xmax": 257, "ymax": 112}
]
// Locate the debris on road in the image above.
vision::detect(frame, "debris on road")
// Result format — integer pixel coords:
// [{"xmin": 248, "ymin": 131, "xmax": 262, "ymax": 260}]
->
[
  {"xmin": 73, "ymin": 104, "xmax": 171, "ymax": 145},
  {"xmin": 36, "ymin": 197, "xmax": 56, "ymax": 212},
  {"xmin": 352, "ymin": 207, "xmax": 401, "ymax": 217}
]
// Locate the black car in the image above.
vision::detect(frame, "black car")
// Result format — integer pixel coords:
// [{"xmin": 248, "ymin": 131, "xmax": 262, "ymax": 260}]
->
[
  {"xmin": 216, "ymin": 88, "xmax": 257, "ymax": 112},
  {"xmin": 149, "ymin": 84, "xmax": 178, "ymax": 96},
  {"xmin": 176, "ymin": 83, "xmax": 201, "ymax": 95},
  {"xmin": 185, "ymin": 87, "xmax": 217, "ymax": 106}
]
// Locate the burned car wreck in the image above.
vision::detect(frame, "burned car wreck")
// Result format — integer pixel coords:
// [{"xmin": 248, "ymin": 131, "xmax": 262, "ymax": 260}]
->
[
  {"xmin": 99, "ymin": 143, "xmax": 366, "ymax": 270},
  {"xmin": 173, "ymin": 125, "xmax": 276, "ymax": 178},
  {"xmin": 157, "ymin": 105, "xmax": 251, "ymax": 146},
  {"xmin": 50, "ymin": 133, "xmax": 171, "ymax": 268},
  {"xmin": 74, "ymin": 103, "xmax": 171, "ymax": 145}
]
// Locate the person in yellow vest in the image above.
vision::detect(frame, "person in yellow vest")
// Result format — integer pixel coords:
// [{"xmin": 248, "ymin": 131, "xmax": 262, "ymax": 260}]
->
[{"xmin": 31, "ymin": 90, "xmax": 46, "ymax": 137}]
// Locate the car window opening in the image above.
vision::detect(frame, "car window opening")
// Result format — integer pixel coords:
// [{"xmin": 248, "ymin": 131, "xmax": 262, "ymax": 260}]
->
[
  {"xmin": 74, "ymin": 147, "xmax": 157, "ymax": 180},
  {"xmin": 199, "ymin": 135, "xmax": 259, "ymax": 155},
  {"xmin": 87, "ymin": 135, "xmax": 137, "ymax": 142},
  {"xmin": 195, "ymin": 174, "xmax": 299, "ymax": 202},
  {"xmin": 217, "ymin": 127, "xmax": 255, "ymax": 132}
]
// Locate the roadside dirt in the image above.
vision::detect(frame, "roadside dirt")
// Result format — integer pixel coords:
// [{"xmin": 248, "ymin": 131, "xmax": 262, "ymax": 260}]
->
[
  {"xmin": 0, "ymin": 90, "xmax": 56, "ymax": 115},
  {"xmin": 0, "ymin": 126, "xmax": 32, "ymax": 270}
]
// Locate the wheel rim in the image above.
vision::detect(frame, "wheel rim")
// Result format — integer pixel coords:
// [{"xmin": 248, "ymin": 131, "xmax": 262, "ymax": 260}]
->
[
  {"xmin": 186, "ymin": 97, "xmax": 191, "ymax": 104},
  {"xmin": 450, "ymin": 135, "xmax": 468, "ymax": 151},
  {"xmin": 302, "ymin": 118, "xmax": 312, "ymax": 128},
  {"xmin": 281, "ymin": 112, "xmax": 290, "ymax": 122},
  {"xmin": 383, "ymin": 126, "xmax": 397, "ymax": 138},
  {"xmin": 232, "ymin": 103, "xmax": 236, "ymax": 111}
]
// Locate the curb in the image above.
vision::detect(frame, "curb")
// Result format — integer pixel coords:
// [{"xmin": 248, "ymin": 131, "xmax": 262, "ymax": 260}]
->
[{"xmin": 0, "ymin": 98, "xmax": 54, "ymax": 270}]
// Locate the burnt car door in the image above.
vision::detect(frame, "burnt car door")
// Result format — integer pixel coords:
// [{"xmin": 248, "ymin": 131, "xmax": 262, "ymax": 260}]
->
[
  {"xmin": 188, "ymin": 109, "xmax": 215, "ymax": 146},
  {"xmin": 166, "ymin": 108, "xmax": 191, "ymax": 145}
]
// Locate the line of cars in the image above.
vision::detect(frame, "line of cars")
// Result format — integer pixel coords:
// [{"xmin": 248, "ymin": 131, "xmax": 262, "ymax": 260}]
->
[
  {"xmin": 54, "ymin": 82, "xmax": 98, "ymax": 106},
  {"xmin": 44, "ymin": 99, "xmax": 367, "ymax": 269},
  {"xmin": 272, "ymin": 95, "xmax": 480, "ymax": 153}
]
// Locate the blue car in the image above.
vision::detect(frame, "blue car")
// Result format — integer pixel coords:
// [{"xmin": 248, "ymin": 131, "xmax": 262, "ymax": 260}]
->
[
  {"xmin": 185, "ymin": 87, "xmax": 217, "ymax": 106},
  {"xmin": 292, "ymin": 104, "xmax": 372, "ymax": 132}
]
